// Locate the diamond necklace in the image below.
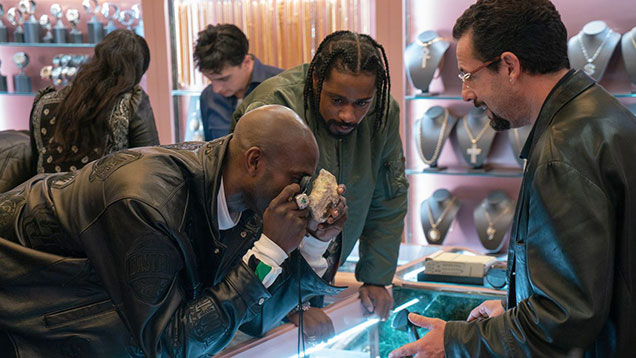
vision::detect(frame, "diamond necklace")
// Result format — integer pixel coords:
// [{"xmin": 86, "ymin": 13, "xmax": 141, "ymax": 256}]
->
[
  {"xmin": 418, "ymin": 108, "xmax": 449, "ymax": 165},
  {"xmin": 482, "ymin": 203, "xmax": 512, "ymax": 240},
  {"xmin": 578, "ymin": 29, "xmax": 612, "ymax": 76},
  {"xmin": 463, "ymin": 115, "xmax": 490, "ymax": 164},
  {"xmin": 427, "ymin": 196, "xmax": 456, "ymax": 242}
]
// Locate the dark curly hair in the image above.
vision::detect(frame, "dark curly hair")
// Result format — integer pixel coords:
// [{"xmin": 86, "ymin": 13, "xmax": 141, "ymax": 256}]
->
[
  {"xmin": 52, "ymin": 29, "xmax": 150, "ymax": 162},
  {"xmin": 453, "ymin": 0, "xmax": 569, "ymax": 74},
  {"xmin": 303, "ymin": 31, "xmax": 391, "ymax": 136},
  {"xmin": 193, "ymin": 24, "xmax": 249, "ymax": 74}
]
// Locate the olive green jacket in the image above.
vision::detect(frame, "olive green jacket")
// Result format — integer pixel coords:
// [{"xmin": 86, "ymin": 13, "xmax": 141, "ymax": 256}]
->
[{"xmin": 232, "ymin": 64, "xmax": 408, "ymax": 285}]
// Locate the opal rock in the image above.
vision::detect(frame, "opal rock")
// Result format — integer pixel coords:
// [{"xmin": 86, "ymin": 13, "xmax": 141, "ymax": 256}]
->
[{"xmin": 309, "ymin": 169, "xmax": 339, "ymax": 223}]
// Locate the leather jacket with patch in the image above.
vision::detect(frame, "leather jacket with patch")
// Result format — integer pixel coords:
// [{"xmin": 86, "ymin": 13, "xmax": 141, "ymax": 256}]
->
[
  {"xmin": 0, "ymin": 136, "xmax": 341, "ymax": 358},
  {"xmin": 444, "ymin": 71, "xmax": 636, "ymax": 357}
]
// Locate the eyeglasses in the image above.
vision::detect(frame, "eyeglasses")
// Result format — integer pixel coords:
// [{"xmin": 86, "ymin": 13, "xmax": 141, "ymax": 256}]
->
[{"xmin": 458, "ymin": 58, "xmax": 501, "ymax": 85}]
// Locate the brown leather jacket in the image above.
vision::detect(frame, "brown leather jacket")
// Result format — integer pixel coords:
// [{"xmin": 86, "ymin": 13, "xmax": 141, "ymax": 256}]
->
[
  {"xmin": 445, "ymin": 71, "xmax": 636, "ymax": 357},
  {"xmin": 0, "ymin": 137, "xmax": 340, "ymax": 357}
]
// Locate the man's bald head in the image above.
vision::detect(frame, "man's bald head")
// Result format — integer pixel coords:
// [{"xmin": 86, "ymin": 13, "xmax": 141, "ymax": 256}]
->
[
  {"xmin": 233, "ymin": 105, "xmax": 318, "ymax": 165},
  {"xmin": 225, "ymin": 104, "xmax": 319, "ymax": 216}
]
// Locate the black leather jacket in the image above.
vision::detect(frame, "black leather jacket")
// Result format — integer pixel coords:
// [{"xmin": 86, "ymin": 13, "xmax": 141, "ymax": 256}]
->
[
  {"xmin": 0, "ymin": 137, "xmax": 341, "ymax": 357},
  {"xmin": 445, "ymin": 71, "xmax": 636, "ymax": 357},
  {"xmin": 0, "ymin": 130, "xmax": 33, "ymax": 193}
]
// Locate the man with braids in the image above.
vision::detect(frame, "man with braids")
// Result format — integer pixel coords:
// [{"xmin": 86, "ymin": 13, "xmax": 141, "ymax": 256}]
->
[
  {"xmin": 233, "ymin": 31, "xmax": 408, "ymax": 343},
  {"xmin": 0, "ymin": 105, "xmax": 346, "ymax": 357}
]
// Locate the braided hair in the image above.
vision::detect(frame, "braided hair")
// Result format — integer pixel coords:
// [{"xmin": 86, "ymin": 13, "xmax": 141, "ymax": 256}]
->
[{"xmin": 303, "ymin": 31, "xmax": 391, "ymax": 135}]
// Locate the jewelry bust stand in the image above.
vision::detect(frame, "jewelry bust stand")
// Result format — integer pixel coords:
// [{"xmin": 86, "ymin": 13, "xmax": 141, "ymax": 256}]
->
[
  {"xmin": 474, "ymin": 191, "xmax": 514, "ymax": 253},
  {"xmin": 404, "ymin": 30, "xmax": 450, "ymax": 94},
  {"xmin": 414, "ymin": 106, "xmax": 457, "ymax": 170},
  {"xmin": 568, "ymin": 20, "xmax": 620, "ymax": 81},
  {"xmin": 455, "ymin": 107, "xmax": 496, "ymax": 169},
  {"xmin": 621, "ymin": 26, "xmax": 636, "ymax": 89},
  {"xmin": 507, "ymin": 125, "xmax": 532, "ymax": 168},
  {"xmin": 420, "ymin": 189, "xmax": 461, "ymax": 245}
]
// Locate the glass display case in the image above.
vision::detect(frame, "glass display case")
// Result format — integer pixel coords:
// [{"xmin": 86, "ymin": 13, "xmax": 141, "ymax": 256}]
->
[{"xmin": 216, "ymin": 283, "xmax": 503, "ymax": 358}]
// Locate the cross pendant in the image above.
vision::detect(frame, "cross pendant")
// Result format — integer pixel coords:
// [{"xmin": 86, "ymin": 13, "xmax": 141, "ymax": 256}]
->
[
  {"xmin": 467, "ymin": 143, "xmax": 482, "ymax": 164},
  {"xmin": 421, "ymin": 47, "xmax": 430, "ymax": 68}
]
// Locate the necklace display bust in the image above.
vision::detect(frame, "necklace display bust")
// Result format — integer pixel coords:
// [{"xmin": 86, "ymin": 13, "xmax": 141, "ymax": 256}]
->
[
  {"xmin": 455, "ymin": 107, "xmax": 496, "ymax": 169},
  {"xmin": 420, "ymin": 189, "xmax": 461, "ymax": 245},
  {"xmin": 567, "ymin": 20, "xmax": 620, "ymax": 81},
  {"xmin": 621, "ymin": 26, "xmax": 636, "ymax": 88},
  {"xmin": 414, "ymin": 106, "xmax": 457, "ymax": 169},
  {"xmin": 404, "ymin": 30, "xmax": 450, "ymax": 94},
  {"xmin": 507, "ymin": 125, "xmax": 532, "ymax": 168},
  {"xmin": 474, "ymin": 191, "xmax": 515, "ymax": 253}
]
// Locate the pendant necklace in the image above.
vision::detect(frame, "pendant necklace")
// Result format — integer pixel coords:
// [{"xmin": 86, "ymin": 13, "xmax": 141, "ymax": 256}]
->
[
  {"xmin": 578, "ymin": 29, "xmax": 612, "ymax": 76},
  {"xmin": 482, "ymin": 203, "xmax": 512, "ymax": 240},
  {"xmin": 418, "ymin": 108, "xmax": 449, "ymax": 165},
  {"xmin": 463, "ymin": 116, "xmax": 490, "ymax": 164},
  {"xmin": 427, "ymin": 197, "xmax": 456, "ymax": 242},
  {"xmin": 416, "ymin": 37, "xmax": 442, "ymax": 69}
]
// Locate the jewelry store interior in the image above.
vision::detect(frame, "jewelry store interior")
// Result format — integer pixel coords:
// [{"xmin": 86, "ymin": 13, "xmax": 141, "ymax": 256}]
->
[{"xmin": 1, "ymin": 0, "xmax": 635, "ymax": 357}]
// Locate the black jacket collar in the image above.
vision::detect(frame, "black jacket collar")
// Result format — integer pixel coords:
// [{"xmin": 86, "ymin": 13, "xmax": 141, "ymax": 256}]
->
[{"xmin": 520, "ymin": 70, "xmax": 595, "ymax": 161}]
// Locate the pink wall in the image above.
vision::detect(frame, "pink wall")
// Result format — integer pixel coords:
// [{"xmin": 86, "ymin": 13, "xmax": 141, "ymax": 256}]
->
[{"xmin": 402, "ymin": 0, "xmax": 636, "ymax": 252}]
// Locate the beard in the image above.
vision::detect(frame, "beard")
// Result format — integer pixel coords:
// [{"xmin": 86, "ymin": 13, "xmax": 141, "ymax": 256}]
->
[
  {"xmin": 489, "ymin": 111, "xmax": 511, "ymax": 131},
  {"xmin": 475, "ymin": 101, "xmax": 511, "ymax": 131},
  {"xmin": 324, "ymin": 119, "xmax": 359, "ymax": 138}
]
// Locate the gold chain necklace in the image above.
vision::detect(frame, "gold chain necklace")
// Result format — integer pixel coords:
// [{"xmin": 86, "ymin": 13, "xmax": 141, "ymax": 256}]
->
[
  {"xmin": 578, "ymin": 30, "xmax": 612, "ymax": 76},
  {"xmin": 415, "ymin": 37, "xmax": 442, "ymax": 69},
  {"xmin": 482, "ymin": 203, "xmax": 512, "ymax": 240},
  {"xmin": 427, "ymin": 197, "xmax": 456, "ymax": 242},
  {"xmin": 418, "ymin": 108, "xmax": 449, "ymax": 165},
  {"xmin": 463, "ymin": 116, "xmax": 490, "ymax": 164}
]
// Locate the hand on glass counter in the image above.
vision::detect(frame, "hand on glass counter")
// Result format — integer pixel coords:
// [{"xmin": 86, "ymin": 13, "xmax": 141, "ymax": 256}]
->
[
  {"xmin": 287, "ymin": 306, "xmax": 335, "ymax": 345},
  {"xmin": 466, "ymin": 299, "xmax": 505, "ymax": 322},
  {"xmin": 388, "ymin": 313, "xmax": 446, "ymax": 358},
  {"xmin": 359, "ymin": 283, "xmax": 393, "ymax": 320}
]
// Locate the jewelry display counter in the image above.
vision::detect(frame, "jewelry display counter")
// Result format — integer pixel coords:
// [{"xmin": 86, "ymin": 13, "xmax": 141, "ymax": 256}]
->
[{"xmin": 216, "ymin": 245, "xmax": 504, "ymax": 358}]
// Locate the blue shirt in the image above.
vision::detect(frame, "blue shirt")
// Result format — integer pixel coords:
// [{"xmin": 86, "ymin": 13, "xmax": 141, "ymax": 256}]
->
[{"xmin": 199, "ymin": 56, "xmax": 283, "ymax": 140}]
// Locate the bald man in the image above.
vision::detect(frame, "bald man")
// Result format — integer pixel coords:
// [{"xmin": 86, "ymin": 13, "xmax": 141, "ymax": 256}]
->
[{"xmin": 0, "ymin": 105, "xmax": 342, "ymax": 358}]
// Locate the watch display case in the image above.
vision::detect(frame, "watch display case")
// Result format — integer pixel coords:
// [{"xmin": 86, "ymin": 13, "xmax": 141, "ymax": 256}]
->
[
  {"xmin": 0, "ymin": 0, "xmax": 145, "ymax": 131},
  {"xmin": 402, "ymin": 0, "xmax": 636, "ymax": 254}
]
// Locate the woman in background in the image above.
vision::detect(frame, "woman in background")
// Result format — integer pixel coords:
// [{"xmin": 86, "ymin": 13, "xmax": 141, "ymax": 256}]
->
[{"xmin": 30, "ymin": 29, "xmax": 158, "ymax": 173}]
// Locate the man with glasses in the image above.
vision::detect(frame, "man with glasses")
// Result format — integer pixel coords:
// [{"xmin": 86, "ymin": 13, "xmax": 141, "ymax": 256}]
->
[{"xmin": 390, "ymin": 0, "xmax": 636, "ymax": 357}]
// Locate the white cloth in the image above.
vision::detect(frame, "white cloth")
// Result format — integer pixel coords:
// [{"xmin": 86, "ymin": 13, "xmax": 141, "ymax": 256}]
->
[
  {"xmin": 242, "ymin": 234, "xmax": 287, "ymax": 287},
  {"xmin": 299, "ymin": 234, "xmax": 332, "ymax": 278},
  {"xmin": 217, "ymin": 177, "xmax": 241, "ymax": 230}
]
